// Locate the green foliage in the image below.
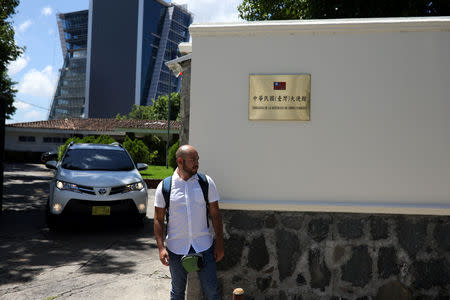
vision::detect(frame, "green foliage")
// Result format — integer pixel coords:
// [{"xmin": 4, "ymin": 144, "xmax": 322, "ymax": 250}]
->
[
  {"xmin": 238, "ymin": 0, "xmax": 306, "ymax": 20},
  {"xmin": 115, "ymin": 92, "xmax": 180, "ymax": 121},
  {"xmin": 142, "ymin": 134, "xmax": 166, "ymax": 166},
  {"xmin": 58, "ymin": 137, "xmax": 79, "ymax": 160},
  {"xmin": 57, "ymin": 135, "xmax": 117, "ymax": 160},
  {"xmin": 150, "ymin": 92, "xmax": 180, "ymax": 121},
  {"xmin": 123, "ymin": 136, "xmax": 157, "ymax": 164},
  {"xmin": 1, "ymin": 0, "xmax": 24, "ymax": 119},
  {"xmin": 79, "ymin": 136, "xmax": 96, "ymax": 144},
  {"xmin": 237, "ymin": 0, "xmax": 450, "ymax": 21},
  {"xmin": 168, "ymin": 140, "xmax": 179, "ymax": 169},
  {"xmin": 0, "ymin": 73, "xmax": 17, "ymax": 118},
  {"xmin": 117, "ymin": 104, "xmax": 152, "ymax": 120},
  {"xmin": 1, "ymin": 0, "xmax": 22, "ymax": 68},
  {"xmin": 94, "ymin": 135, "xmax": 116, "ymax": 144}
]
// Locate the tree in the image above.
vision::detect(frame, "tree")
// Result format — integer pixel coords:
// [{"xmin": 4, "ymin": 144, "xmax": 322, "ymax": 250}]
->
[
  {"xmin": 1, "ymin": 0, "xmax": 23, "ymax": 119},
  {"xmin": 123, "ymin": 136, "xmax": 157, "ymax": 164},
  {"xmin": 1, "ymin": 0, "xmax": 23, "ymax": 214},
  {"xmin": 142, "ymin": 134, "xmax": 166, "ymax": 166},
  {"xmin": 149, "ymin": 92, "xmax": 180, "ymax": 121},
  {"xmin": 116, "ymin": 92, "xmax": 180, "ymax": 121},
  {"xmin": 167, "ymin": 140, "xmax": 179, "ymax": 169},
  {"xmin": 237, "ymin": 0, "xmax": 450, "ymax": 21},
  {"xmin": 116, "ymin": 104, "xmax": 153, "ymax": 120},
  {"xmin": 238, "ymin": 0, "xmax": 307, "ymax": 20}
]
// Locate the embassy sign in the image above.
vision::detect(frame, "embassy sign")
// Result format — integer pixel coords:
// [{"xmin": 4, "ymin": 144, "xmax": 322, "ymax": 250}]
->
[{"xmin": 249, "ymin": 74, "xmax": 311, "ymax": 121}]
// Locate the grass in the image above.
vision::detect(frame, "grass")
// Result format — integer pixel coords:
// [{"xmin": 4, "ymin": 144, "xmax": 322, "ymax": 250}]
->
[{"xmin": 140, "ymin": 165, "xmax": 174, "ymax": 179}]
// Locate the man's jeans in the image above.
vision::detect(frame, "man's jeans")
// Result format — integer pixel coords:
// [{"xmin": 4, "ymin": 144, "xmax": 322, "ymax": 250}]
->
[{"xmin": 168, "ymin": 245, "xmax": 221, "ymax": 300}]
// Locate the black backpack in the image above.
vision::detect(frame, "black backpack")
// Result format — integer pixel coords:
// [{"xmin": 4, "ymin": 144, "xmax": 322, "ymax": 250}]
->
[{"xmin": 161, "ymin": 173, "xmax": 210, "ymax": 229}]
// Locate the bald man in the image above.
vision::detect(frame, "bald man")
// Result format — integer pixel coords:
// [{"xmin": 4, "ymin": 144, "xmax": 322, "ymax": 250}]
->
[{"xmin": 154, "ymin": 145, "xmax": 224, "ymax": 300}]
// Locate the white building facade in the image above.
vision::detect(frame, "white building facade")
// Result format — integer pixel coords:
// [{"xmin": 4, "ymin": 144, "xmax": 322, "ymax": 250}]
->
[
  {"xmin": 190, "ymin": 17, "xmax": 450, "ymax": 216},
  {"xmin": 187, "ymin": 18, "xmax": 450, "ymax": 299}
]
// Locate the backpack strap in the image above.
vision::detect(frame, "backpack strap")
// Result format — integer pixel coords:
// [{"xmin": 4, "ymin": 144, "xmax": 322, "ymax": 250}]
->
[
  {"xmin": 197, "ymin": 173, "xmax": 210, "ymax": 228},
  {"xmin": 162, "ymin": 176, "xmax": 172, "ymax": 233}
]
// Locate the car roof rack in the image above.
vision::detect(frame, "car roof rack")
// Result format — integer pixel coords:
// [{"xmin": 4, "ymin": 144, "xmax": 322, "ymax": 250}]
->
[{"xmin": 110, "ymin": 142, "xmax": 123, "ymax": 148}]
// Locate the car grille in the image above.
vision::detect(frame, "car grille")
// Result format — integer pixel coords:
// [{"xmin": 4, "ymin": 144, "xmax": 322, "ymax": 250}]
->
[
  {"xmin": 110, "ymin": 185, "xmax": 128, "ymax": 195},
  {"xmin": 77, "ymin": 185, "xmax": 96, "ymax": 195},
  {"xmin": 62, "ymin": 199, "xmax": 139, "ymax": 216},
  {"xmin": 75, "ymin": 184, "xmax": 129, "ymax": 195}
]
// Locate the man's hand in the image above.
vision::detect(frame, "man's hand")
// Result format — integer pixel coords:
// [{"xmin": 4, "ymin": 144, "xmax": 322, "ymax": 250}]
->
[
  {"xmin": 154, "ymin": 206, "xmax": 169, "ymax": 266},
  {"xmin": 214, "ymin": 240, "xmax": 224, "ymax": 262},
  {"xmin": 209, "ymin": 201, "xmax": 224, "ymax": 262},
  {"xmin": 159, "ymin": 248, "xmax": 170, "ymax": 266}
]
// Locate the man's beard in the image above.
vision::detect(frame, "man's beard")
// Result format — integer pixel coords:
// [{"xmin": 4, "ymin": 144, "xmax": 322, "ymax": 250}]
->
[{"xmin": 182, "ymin": 164, "xmax": 198, "ymax": 176}]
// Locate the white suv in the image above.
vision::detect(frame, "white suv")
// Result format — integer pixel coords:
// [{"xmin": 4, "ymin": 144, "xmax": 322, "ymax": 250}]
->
[{"xmin": 45, "ymin": 143, "xmax": 148, "ymax": 228}]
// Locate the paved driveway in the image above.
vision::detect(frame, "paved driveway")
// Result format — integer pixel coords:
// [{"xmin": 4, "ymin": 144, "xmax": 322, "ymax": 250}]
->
[{"xmin": 0, "ymin": 163, "xmax": 171, "ymax": 300}]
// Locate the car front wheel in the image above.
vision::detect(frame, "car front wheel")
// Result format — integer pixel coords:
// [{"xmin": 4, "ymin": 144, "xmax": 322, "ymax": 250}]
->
[{"xmin": 134, "ymin": 214, "xmax": 146, "ymax": 227}]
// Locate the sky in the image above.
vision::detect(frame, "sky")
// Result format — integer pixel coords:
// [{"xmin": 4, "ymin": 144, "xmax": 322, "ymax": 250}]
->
[{"xmin": 6, "ymin": 0, "xmax": 242, "ymax": 124}]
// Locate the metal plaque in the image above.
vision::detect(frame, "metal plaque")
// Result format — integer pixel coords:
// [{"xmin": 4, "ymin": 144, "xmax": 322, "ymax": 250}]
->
[{"xmin": 249, "ymin": 74, "xmax": 311, "ymax": 121}]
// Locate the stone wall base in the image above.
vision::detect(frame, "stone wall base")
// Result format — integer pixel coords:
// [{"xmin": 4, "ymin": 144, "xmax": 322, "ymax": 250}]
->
[{"xmin": 188, "ymin": 210, "xmax": 449, "ymax": 300}]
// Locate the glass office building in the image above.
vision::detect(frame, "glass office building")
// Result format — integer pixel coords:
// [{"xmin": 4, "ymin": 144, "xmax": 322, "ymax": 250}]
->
[
  {"xmin": 49, "ymin": 0, "xmax": 192, "ymax": 119},
  {"xmin": 48, "ymin": 10, "xmax": 88, "ymax": 120},
  {"xmin": 141, "ymin": 2, "xmax": 192, "ymax": 104}
]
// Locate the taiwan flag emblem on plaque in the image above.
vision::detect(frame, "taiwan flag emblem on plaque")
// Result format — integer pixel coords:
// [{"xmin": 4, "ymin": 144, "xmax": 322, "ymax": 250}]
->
[{"xmin": 273, "ymin": 81, "xmax": 286, "ymax": 90}]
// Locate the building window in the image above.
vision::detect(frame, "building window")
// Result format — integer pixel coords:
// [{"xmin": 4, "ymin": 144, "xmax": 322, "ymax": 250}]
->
[
  {"xmin": 43, "ymin": 137, "xmax": 63, "ymax": 143},
  {"xmin": 58, "ymin": 99, "xmax": 69, "ymax": 105},
  {"xmin": 18, "ymin": 136, "xmax": 36, "ymax": 142},
  {"xmin": 55, "ymin": 108, "xmax": 68, "ymax": 114}
]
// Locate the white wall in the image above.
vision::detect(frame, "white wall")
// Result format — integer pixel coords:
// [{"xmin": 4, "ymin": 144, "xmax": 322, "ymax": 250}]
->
[
  {"xmin": 5, "ymin": 130, "xmax": 68, "ymax": 152},
  {"xmin": 189, "ymin": 18, "xmax": 450, "ymax": 215},
  {"xmin": 5, "ymin": 128, "xmax": 125, "ymax": 153}
]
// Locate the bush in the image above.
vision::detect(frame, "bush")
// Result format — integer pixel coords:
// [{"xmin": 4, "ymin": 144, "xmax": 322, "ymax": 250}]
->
[
  {"xmin": 142, "ymin": 134, "xmax": 166, "ymax": 165},
  {"xmin": 94, "ymin": 135, "xmax": 117, "ymax": 144},
  {"xmin": 58, "ymin": 137, "xmax": 80, "ymax": 160},
  {"xmin": 168, "ymin": 140, "xmax": 179, "ymax": 169},
  {"xmin": 80, "ymin": 136, "xmax": 96, "ymax": 143},
  {"xmin": 123, "ymin": 136, "xmax": 157, "ymax": 164}
]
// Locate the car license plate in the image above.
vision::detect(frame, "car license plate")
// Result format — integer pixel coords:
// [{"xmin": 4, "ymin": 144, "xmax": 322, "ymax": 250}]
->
[{"xmin": 92, "ymin": 206, "xmax": 110, "ymax": 216}]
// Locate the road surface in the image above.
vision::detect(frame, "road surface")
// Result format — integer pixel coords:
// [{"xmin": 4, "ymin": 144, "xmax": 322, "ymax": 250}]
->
[{"xmin": 0, "ymin": 163, "xmax": 171, "ymax": 300}]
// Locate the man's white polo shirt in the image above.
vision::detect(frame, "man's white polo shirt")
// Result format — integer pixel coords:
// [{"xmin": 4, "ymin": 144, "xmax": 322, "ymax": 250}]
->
[{"xmin": 154, "ymin": 170, "xmax": 220, "ymax": 255}]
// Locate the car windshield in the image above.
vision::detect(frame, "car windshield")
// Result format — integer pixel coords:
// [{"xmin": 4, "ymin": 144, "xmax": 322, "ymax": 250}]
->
[{"xmin": 61, "ymin": 149, "xmax": 135, "ymax": 171}]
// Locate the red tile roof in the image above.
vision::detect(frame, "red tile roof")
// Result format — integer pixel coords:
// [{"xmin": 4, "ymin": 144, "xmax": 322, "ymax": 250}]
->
[{"xmin": 7, "ymin": 118, "xmax": 180, "ymax": 131}]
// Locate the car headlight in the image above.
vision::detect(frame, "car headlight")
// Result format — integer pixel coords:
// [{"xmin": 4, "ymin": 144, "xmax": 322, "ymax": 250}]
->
[
  {"xmin": 56, "ymin": 180, "xmax": 80, "ymax": 192},
  {"xmin": 126, "ymin": 181, "xmax": 144, "ymax": 192}
]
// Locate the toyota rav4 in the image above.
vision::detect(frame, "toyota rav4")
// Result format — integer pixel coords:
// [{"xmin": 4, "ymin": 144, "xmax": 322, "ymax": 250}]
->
[{"xmin": 45, "ymin": 142, "xmax": 148, "ymax": 228}]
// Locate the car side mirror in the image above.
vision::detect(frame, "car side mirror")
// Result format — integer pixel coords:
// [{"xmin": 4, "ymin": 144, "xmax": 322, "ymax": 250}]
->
[
  {"xmin": 45, "ymin": 160, "xmax": 58, "ymax": 170},
  {"xmin": 136, "ymin": 163, "xmax": 148, "ymax": 171},
  {"xmin": 41, "ymin": 151, "xmax": 58, "ymax": 163}
]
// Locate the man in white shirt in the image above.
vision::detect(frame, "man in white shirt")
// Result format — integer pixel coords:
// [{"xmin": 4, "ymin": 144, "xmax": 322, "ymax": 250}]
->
[{"xmin": 154, "ymin": 144, "xmax": 224, "ymax": 300}]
